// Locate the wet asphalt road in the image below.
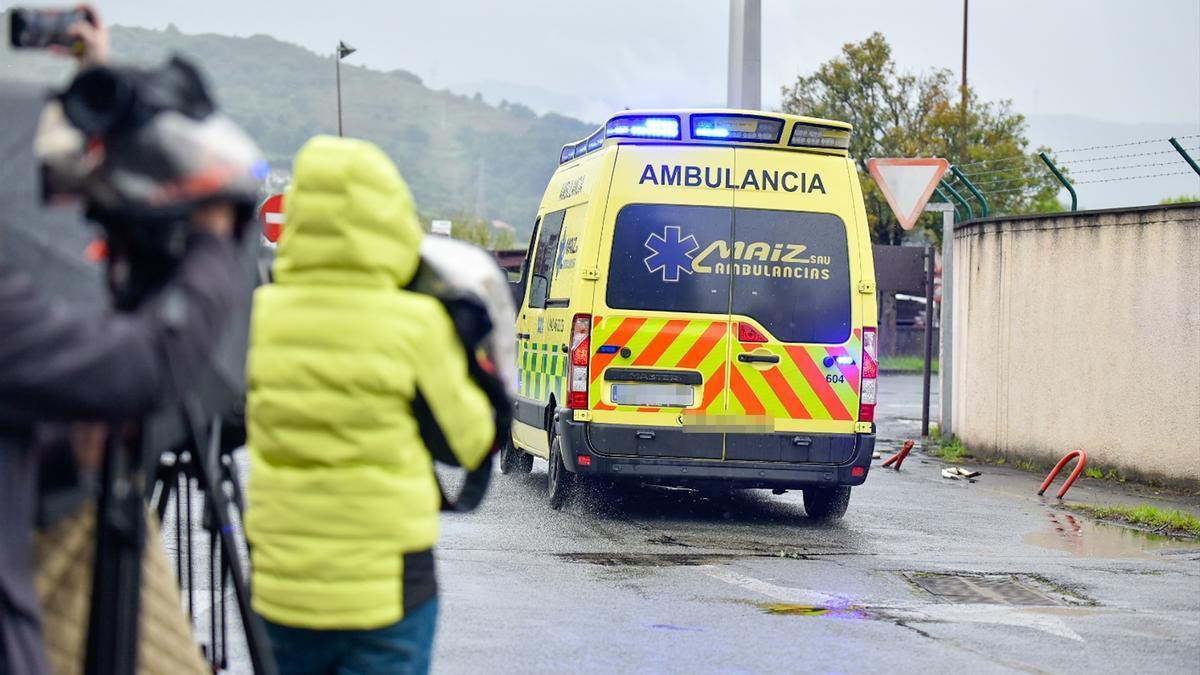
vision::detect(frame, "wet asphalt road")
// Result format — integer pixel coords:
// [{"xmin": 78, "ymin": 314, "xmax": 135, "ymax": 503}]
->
[
  {"xmin": 189, "ymin": 374, "xmax": 1200, "ymax": 674},
  {"xmin": 432, "ymin": 374, "xmax": 1200, "ymax": 674}
]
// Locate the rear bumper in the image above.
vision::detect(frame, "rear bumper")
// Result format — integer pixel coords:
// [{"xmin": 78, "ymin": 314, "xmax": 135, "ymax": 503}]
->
[{"xmin": 553, "ymin": 410, "xmax": 874, "ymax": 489}]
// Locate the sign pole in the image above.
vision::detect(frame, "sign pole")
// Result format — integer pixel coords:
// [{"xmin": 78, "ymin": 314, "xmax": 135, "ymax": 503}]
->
[
  {"xmin": 939, "ymin": 208, "xmax": 954, "ymax": 437},
  {"xmin": 922, "ymin": 202, "xmax": 954, "ymax": 437},
  {"xmin": 922, "ymin": 245, "xmax": 934, "ymax": 437}
]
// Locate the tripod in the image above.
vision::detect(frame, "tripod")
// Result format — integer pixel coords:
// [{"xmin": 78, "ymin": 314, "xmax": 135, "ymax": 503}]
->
[{"xmin": 83, "ymin": 409, "xmax": 278, "ymax": 675}]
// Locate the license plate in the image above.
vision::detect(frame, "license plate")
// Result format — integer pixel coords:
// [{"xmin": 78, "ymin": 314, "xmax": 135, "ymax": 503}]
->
[{"xmin": 610, "ymin": 383, "xmax": 694, "ymax": 408}]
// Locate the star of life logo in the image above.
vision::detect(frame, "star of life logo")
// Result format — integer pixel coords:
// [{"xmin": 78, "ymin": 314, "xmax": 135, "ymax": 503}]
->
[{"xmin": 643, "ymin": 225, "xmax": 699, "ymax": 282}]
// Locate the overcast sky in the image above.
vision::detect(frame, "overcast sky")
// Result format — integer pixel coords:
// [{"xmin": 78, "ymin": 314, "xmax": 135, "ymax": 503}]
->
[{"xmin": 11, "ymin": 0, "xmax": 1196, "ymax": 126}]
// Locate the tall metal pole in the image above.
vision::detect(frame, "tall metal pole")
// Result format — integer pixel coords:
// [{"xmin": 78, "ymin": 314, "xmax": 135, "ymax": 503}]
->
[
  {"xmin": 336, "ymin": 47, "xmax": 343, "ymax": 137},
  {"xmin": 921, "ymin": 245, "xmax": 935, "ymax": 437},
  {"xmin": 959, "ymin": 0, "xmax": 969, "ymax": 162},
  {"xmin": 727, "ymin": 0, "xmax": 761, "ymax": 109},
  {"xmin": 939, "ymin": 208, "xmax": 955, "ymax": 436},
  {"xmin": 961, "ymin": 0, "xmax": 969, "ymax": 95}
]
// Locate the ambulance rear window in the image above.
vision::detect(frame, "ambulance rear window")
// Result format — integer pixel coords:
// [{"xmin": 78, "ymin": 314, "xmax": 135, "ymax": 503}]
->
[
  {"xmin": 731, "ymin": 209, "xmax": 851, "ymax": 344},
  {"xmin": 606, "ymin": 204, "xmax": 730, "ymax": 315},
  {"xmin": 605, "ymin": 204, "xmax": 852, "ymax": 343}
]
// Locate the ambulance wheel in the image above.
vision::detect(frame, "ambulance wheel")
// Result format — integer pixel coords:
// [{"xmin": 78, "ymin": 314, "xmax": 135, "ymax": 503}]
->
[
  {"xmin": 500, "ymin": 438, "xmax": 533, "ymax": 475},
  {"xmin": 803, "ymin": 486, "xmax": 851, "ymax": 521},
  {"xmin": 547, "ymin": 437, "xmax": 575, "ymax": 510}
]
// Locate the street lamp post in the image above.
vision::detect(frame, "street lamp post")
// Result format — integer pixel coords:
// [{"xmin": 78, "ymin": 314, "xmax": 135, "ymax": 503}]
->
[{"xmin": 336, "ymin": 40, "xmax": 357, "ymax": 137}]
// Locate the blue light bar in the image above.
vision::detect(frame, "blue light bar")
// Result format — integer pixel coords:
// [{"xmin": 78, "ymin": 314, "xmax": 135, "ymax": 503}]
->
[
  {"xmin": 606, "ymin": 115, "xmax": 681, "ymax": 140},
  {"xmin": 560, "ymin": 145, "xmax": 575, "ymax": 163},
  {"xmin": 586, "ymin": 129, "xmax": 605, "ymax": 151},
  {"xmin": 691, "ymin": 114, "xmax": 783, "ymax": 143}
]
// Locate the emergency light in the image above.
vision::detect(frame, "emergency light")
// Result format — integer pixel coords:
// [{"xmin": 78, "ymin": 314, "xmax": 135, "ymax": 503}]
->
[
  {"xmin": 789, "ymin": 123, "xmax": 851, "ymax": 150},
  {"xmin": 558, "ymin": 111, "xmax": 852, "ymax": 165},
  {"xmin": 691, "ymin": 114, "xmax": 783, "ymax": 143},
  {"xmin": 605, "ymin": 115, "xmax": 681, "ymax": 140}
]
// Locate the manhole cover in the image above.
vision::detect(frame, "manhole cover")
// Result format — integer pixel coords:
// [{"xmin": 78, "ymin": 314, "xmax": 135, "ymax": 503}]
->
[{"xmin": 903, "ymin": 573, "xmax": 1065, "ymax": 606}]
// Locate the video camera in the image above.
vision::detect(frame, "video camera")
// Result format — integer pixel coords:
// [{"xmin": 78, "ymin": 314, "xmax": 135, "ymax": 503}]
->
[
  {"xmin": 1, "ymin": 32, "xmax": 274, "ymax": 671},
  {"xmin": 36, "ymin": 55, "xmax": 265, "ymax": 308}
]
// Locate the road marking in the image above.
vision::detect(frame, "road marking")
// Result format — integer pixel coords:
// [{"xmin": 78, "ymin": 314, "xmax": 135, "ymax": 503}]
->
[{"xmin": 702, "ymin": 567, "xmax": 1083, "ymax": 641}]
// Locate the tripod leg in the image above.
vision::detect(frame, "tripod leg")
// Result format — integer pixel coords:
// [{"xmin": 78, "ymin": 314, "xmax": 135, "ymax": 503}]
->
[
  {"xmin": 84, "ymin": 435, "xmax": 144, "ymax": 675},
  {"xmin": 193, "ymin": 416, "xmax": 279, "ymax": 675}
]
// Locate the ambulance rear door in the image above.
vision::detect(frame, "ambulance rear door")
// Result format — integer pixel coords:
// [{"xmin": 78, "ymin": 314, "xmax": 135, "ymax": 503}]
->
[{"xmin": 724, "ymin": 146, "xmax": 865, "ymax": 463}]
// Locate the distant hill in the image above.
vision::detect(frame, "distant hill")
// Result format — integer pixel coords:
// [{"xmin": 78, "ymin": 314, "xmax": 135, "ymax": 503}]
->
[{"xmin": 0, "ymin": 25, "xmax": 594, "ymax": 241}]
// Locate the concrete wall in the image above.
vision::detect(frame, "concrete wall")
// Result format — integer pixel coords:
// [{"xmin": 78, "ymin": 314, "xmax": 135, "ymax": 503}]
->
[{"xmin": 951, "ymin": 204, "xmax": 1200, "ymax": 486}]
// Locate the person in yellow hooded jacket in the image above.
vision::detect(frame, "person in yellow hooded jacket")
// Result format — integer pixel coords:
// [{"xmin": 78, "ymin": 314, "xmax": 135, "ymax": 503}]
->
[{"xmin": 245, "ymin": 135, "xmax": 495, "ymax": 675}]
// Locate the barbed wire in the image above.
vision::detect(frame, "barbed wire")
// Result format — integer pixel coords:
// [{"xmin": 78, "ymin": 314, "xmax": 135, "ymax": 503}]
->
[
  {"xmin": 1062, "ymin": 146, "xmax": 1200, "ymax": 164},
  {"xmin": 956, "ymin": 155, "xmax": 1028, "ymax": 170},
  {"xmin": 1069, "ymin": 160, "xmax": 1188, "ymax": 175},
  {"xmin": 955, "ymin": 135, "xmax": 1199, "ymax": 169},
  {"xmin": 980, "ymin": 185, "xmax": 1039, "ymax": 197},
  {"xmin": 961, "ymin": 162, "xmax": 1036, "ymax": 178},
  {"xmin": 1074, "ymin": 170, "xmax": 1195, "ymax": 185},
  {"xmin": 1056, "ymin": 134, "xmax": 1199, "ymax": 155}
]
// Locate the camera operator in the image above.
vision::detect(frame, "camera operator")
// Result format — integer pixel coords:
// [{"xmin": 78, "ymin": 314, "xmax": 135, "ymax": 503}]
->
[{"xmin": 0, "ymin": 10, "xmax": 251, "ymax": 674}]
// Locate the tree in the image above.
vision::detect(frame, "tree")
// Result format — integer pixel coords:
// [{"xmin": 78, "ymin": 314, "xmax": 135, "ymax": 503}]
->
[
  {"xmin": 781, "ymin": 33, "xmax": 1061, "ymax": 244},
  {"xmin": 1160, "ymin": 194, "xmax": 1199, "ymax": 204}
]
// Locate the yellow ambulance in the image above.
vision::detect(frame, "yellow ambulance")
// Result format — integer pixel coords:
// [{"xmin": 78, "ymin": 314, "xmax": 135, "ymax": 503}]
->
[{"xmin": 500, "ymin": 110, "xmax": 878, "ymax": 519}]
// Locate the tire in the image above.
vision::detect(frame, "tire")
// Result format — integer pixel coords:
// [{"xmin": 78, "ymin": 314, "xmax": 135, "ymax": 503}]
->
[
  {"xmin": 803, "ymin": 486, "xmax": 851, "ymax": 521},
  {"xmin": 500, "ymin": 438, "xmax": 533, "ymax": 475},
  {"xmin": 546, "ymin": 436, "xmax": 575, "ymax": 510}
]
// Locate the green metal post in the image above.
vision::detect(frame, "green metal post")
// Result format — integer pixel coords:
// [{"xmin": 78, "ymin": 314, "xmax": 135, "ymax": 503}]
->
[
  {"xmin": 1038, "ymin": 152, "xmax": 1077, "ymax": 212},
  {"xmin": 1169, "ymin": 137, "xmax": 1200, "ymax": 176},
  {"xmin": 950, "ymin": 165, "xmax": 989, "ymax": 217},
  {"xmin": 934, "ymin": 186, "xmax": 962, "ymax": 221},
  {"xmin": 940, "ymin": 180, "xmax": 974, "ymax": 220}
]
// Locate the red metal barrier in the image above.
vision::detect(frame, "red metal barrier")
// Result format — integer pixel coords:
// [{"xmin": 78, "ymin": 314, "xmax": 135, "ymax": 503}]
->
[
  {"xmin": 881, "ymin": 440, "xmax": 915, "ymax": 471},
  {"xmin": 1037, "ymin": 449, "xmax": 1088, "ymax": 499}
]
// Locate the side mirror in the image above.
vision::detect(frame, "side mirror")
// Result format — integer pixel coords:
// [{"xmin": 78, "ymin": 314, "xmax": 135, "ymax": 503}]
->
[{"xmin": 509, "ymin": 280, "xmax": 523, "ymax": 310}]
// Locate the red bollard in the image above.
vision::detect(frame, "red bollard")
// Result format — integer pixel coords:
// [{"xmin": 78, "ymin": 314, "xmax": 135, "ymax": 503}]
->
[
  {"xmin": 1037, "ymin": 449, "xmax": 1088, "ymax": 499},
  {"xmin": 881, "ymin": 440, "xmax": 915, "ymax": 471}
]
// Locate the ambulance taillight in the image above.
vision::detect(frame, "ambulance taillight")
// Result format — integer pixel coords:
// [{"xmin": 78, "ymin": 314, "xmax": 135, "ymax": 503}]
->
[
  {"xmin": 859, "ymin": 327, "xmax": 878, "ymax": 423},
  {"xmin": 567, "ymin": 314, "xmax": 591, "ymax": 409}
]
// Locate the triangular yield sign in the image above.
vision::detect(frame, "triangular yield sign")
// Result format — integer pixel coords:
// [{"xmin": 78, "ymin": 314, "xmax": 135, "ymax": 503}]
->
[{"xmin": 866, "ymin": 158, "xmax": 950, "ymax": 230}]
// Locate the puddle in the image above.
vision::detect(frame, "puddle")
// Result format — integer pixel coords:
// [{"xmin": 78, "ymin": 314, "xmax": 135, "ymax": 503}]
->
[
  {"xmin": 557, "ymin": 552, "xmax": 741, "ymax": 567},
  {"xmin": 1024, "ymin": 511, "xmax": 1200, "ymax": 558},
  {"xmin": 759, "ymin": 602, "xmax": 870, "ymax": 620}
]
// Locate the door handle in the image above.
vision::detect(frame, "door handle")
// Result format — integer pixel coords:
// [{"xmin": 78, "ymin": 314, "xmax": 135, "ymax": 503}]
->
[
  {"xmin": 517, "ymin": 332, "xmax": 531, "ymax": 340},
  {"xmin": 738, "ymin": 353, "xmax": 780, "ymax": 364},
  {"xmin": 561, "ymin": 344, "xmax": 569, "ymax": 353}
]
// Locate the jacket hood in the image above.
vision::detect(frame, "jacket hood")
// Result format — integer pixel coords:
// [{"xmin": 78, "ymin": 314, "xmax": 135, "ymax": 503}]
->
[{"xmin": 273, "ymin": 135, "xmax": 423, "ymax": 287}]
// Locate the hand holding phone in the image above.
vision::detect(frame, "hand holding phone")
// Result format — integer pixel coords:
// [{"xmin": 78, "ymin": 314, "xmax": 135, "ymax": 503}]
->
[{"xmin": 9, "ymin": 5, "xmax": 108, "ymax": 65}]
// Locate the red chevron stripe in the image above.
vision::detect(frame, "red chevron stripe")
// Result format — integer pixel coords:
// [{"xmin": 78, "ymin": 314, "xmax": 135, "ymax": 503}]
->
[
  {"xmin": 699, "ymin": 363, "xmax": 726, "ymax": 411},
  {"xmin": 633, "ymin": 319, "xmax": 691, "ymax": 366},
  {"xmin": 785, "ymin": 346, "xmax": 853, "ymax": 420},
  {"xmin": 590, "ymin": 317, "xmax": 647, "ymax": 384},
  {"xmin": 675, "ymin": 322, "xmax": 727, "ymax": 369},
  {"xmin": 729, "ymin": 366, "xmax": 766, "ymax": 415},
  {"xmin": 757, "ymin": 360, "xmax": 812, "ymax": 419}
]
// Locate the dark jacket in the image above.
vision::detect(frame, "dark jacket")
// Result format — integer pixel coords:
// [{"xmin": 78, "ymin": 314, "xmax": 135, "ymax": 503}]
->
[{"xmin": 0, "ymin": 233, "xmax": 240, "ymax": 675}]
